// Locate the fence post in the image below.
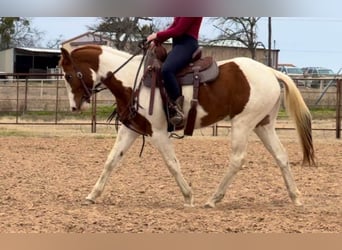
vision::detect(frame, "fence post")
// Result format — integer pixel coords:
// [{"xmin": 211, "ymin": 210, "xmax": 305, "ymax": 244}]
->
[
  {"xmin": 336, "ymin": 79, "xmax": 341, "ymax": 139},
  {"xmin": 91, "ymin": 93, "xmax": 97, "ymax": 133},
  {"xmin": 24, "ymin": 78, "xmax": 28, "ymax": 112},
  {"xmin": 55, "ymin": 78, "xmax": 59, "ymax": 124},
  {"xmin": 212, "ymin": 123, "xmax": 218, "ymax": 136},
  {"xmin": 16, "ymin": 79, "xmax": 19, "ymax": 123},
  {"xmin": 40, "ymin": 80, "xmax": 44, "ymax": 98}
]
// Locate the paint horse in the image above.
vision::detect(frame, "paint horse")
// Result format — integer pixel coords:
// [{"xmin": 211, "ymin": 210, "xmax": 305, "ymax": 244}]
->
[{"xmin": 59, "ymin": 44, "xmax": 315, "ymax": 208}]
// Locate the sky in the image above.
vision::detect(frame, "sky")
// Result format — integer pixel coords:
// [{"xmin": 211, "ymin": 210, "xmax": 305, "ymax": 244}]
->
[{"xmin": 31, "ymin": 17, "xmax": 342, "ymax": 73}]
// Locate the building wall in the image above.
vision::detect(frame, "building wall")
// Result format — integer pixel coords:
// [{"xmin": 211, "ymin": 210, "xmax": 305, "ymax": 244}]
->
[
  {"xmin": 163, "ymin": 44, "xmax": 279, "ymax": 68},
  {"xmin": 0, "ymin": 48, "xmax": 14, "ymax": 73},
  {"xmin": 62, "ymin": 33, "xmax": 114, "ymax": 52}
]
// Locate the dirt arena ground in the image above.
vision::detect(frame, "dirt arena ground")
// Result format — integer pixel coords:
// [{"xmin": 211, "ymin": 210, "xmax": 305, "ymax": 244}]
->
[{"xmin": 0, "ymin": 122, "xmax": 341, "ymax": 233}]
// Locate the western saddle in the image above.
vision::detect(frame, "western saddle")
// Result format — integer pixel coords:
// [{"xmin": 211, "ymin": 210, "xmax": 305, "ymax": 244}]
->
[{"xmin": 142, "ymin": 45, "xmax": 219, "ymax": 136}]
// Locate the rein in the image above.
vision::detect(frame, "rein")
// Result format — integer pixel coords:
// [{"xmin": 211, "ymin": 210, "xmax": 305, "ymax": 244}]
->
[
  {"xmin": 70, "ymin": 41, "xmax": 150, "ymax": 103},
  {"xmin": 105, "ymin": 41, "xmax": 149, "ymax": 123},
  {"xmin": 69, "ymin": 42, "xmax": 150, "ymax": 156},
  {"xmin": 106, "ymin": 43, "xmax": 149, "ymax": 157}
]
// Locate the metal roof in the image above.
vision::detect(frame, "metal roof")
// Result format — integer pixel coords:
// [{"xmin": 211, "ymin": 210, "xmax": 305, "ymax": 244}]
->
[{"xmin": 16, "ymin": 47, "xmax": 60, "ymax": 54}]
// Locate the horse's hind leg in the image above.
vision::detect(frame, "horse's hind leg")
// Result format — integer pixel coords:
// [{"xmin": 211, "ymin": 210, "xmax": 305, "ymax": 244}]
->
[
  {"xmin": 151, "ymin": 131, "xmax": 193, "ymax": 207},
  {"xmin": 254, "ymin": 124, "xmax": 302, "ymax": 206},
  {"xmin": 205, "ymin": 123, "xmax": 250, "ymax": 208},
  {"xmin": 83, "ymin": 126, "xmax": 139, "ymax": 205}
]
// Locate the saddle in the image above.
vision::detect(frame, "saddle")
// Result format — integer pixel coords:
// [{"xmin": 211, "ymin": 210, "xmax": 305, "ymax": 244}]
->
[
  {"xmin": 143, "ymin": 46, "xmax": 219, "ymax": 87},
  {"xmin": 142, "ymin": 45, "xmax": 219, "ymax": 136}
]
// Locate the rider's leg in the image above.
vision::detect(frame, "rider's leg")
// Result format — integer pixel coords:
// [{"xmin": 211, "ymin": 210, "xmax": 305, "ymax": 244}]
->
[{"xmin": 161, "ymin": 35, "xmax": 198, "ymax": 126}]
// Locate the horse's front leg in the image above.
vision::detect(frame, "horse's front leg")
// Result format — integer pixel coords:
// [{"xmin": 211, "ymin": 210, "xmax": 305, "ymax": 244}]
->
[
  {"xmin": 151, "ymin": 131, "xmax": 194, "ymax": 207},
  {"xmin": 83, "ymin": 126, "xmax": 139, "ymax": 205}
]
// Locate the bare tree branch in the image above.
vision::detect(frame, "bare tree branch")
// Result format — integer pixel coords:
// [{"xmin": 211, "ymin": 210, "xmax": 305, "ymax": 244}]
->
[
  {"xmin": 0, "ymin": 17, "xmax": 43, "ymax": 49},
  {"xmin": 89, "ymin": 17, "xmax": 154, "ymax": 53},
  {"xmin": 210, "ymin": 17, "xmax": 262, "ymax": 59}
]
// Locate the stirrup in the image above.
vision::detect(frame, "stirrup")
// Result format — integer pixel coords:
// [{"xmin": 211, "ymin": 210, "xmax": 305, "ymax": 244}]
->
[
  {"xmin": 169, "ymin": 111, "xmax": 184, "ymax": 126},
  {"xmin": 169, "ymin": 96, "xmax": 184, "ymax": 126}
]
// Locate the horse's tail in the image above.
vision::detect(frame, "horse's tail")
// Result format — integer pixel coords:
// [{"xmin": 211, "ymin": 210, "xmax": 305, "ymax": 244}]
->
[{"xmin": 272, "ymin": 69, "xmax": 316, "ymax": 166}]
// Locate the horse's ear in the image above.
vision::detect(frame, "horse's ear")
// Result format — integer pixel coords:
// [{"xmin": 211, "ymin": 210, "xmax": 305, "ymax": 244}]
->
[{"xmin": 60, "ymin": 47, "xmax": 72, "ymax": 65}]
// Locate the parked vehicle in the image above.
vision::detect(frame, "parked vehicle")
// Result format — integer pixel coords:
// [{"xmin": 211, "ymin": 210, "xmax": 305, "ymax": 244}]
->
[
  {"xmin": 277, "ymin": 65, "xmax": 305, "ymax": 86},
  {"xmin": 302, "ymin": 67, "xmax": 336, "ymax": 88}
]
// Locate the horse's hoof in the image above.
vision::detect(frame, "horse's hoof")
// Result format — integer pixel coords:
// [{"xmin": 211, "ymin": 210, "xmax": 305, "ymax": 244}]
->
[
  {"xmin": 184, "ymin": 203, "xmax": 195, "ymax": 208},
  {"xmin": 184, "ymin": 195, "xmax": 194, "ymax": 208},
  {"xmin": 81, "ymin": 199, "xmax": 95, "ymax": 206},
  {"xmin": 204, "ymin": 201, "xmax": 215, "ymax": 208},
  {"xmin": 294, "ymin": 200, "xmax": 303, "ymax": 207}
]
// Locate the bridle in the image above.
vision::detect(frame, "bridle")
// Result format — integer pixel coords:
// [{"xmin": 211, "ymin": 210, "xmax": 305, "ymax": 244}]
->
[
  {"xmin": 67, "ymin": 42, "xmax": 151, "ymax": 156},
  {"xmin": 67, "ymin": 41, "xmax": 149, "ymax": 107}
]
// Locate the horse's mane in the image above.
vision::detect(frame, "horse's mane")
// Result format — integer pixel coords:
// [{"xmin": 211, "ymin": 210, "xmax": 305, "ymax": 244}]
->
[
  {"xmin": 71, "ymin": 44, "xmax": 102, "ymax": 55},
  {"xmin": 61, "ymin": 45, "xmax": 143, "ymax": 65},
  {"xmin": 73, "ymin": 45, "xmax": 140, "ymax": 59},
  {"xmin": 101, "ymin": 46, "xmax": 135, "ymax": 59},
  {"xmin": 59, "ymin": 45, "xmax": 144, "ymax": 81}
]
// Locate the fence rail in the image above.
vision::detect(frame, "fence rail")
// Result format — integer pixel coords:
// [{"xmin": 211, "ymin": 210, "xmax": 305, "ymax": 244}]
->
[{"xmin": 0, "ymin": 73, "xmax": 341, "ymax": 138}]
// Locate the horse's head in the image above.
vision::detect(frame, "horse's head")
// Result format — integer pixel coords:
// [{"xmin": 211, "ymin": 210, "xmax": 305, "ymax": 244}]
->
[{"xmin": 59, "ymin": 46, "xmax": 101, "ymax": 111}]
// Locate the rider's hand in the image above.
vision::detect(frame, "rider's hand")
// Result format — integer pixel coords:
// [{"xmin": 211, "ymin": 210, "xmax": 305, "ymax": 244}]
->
[
  {"xmin": 147, "ymin": 33, "xmax": 157, "ymax": 42},
  {"xmin": 147, "ymin": 33, "xmax": 157, "ymax": 49}
]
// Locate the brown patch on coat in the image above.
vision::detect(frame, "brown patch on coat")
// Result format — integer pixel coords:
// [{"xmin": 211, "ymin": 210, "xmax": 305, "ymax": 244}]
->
[
  {"xmin": 198, "ymin": 62, "xmax": 251, "ymax": 127},
  {"xmin": 101, "ymin": 72, "xmax": 153, "ymax": 136},
  {"xmin": 70, "ymin": 45, "xmax": 102, "ymax": 72},
  {"xmin": 60, "ymin": 45, "xmax": 102, "ymax": 73}
]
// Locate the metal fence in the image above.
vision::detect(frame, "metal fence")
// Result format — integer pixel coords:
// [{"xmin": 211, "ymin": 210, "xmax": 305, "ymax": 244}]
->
[
  {"xmin": 0, "ymin": 73, "xmax": 115, "ymax": 131},
  {"xmin": 0, "ymin": 73, "xmax": 341, "ymax": 138}
]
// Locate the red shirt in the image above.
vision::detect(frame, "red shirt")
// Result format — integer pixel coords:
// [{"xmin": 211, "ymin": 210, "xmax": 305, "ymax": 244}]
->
[{"xmin": 156, "ymin": 17, "xmax": 202, "ymax": 43}]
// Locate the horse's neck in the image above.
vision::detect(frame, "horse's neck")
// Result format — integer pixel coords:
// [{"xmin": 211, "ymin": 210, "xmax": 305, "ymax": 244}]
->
[
  {"xmin": 100, "ymin": 48, "xmax": 141, "ymax": 89},
  {"xmin": 101, "ymin": 73, "xmax": 133, "ymax": 115}
]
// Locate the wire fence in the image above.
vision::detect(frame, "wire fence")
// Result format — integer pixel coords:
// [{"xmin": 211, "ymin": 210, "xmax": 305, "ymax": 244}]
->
[{"xmin": 0, "ymin": 73, "xmax": 341, "ymax": 138}]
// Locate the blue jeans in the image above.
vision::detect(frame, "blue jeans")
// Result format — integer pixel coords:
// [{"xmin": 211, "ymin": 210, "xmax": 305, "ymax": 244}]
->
[{"xmin": 161, "ymin": 35, "xmax": 198, "ymax": 101}]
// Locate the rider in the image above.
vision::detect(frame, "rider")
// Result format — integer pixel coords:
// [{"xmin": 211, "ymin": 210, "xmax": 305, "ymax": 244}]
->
[{"xmin": 147, "ymin": 17, "xmax": 203, "ymax": 126}]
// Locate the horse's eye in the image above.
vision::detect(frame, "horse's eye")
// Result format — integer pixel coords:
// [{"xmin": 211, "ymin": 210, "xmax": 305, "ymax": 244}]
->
[{"xmin": 64, "ymin": 74, "xmax": 72, "ymax": 81}]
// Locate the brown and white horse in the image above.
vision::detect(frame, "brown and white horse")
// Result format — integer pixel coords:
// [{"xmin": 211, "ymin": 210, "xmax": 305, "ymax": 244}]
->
[{"xmin": 59, "ymin": 45, "xmax": 315, "ymax": 208}]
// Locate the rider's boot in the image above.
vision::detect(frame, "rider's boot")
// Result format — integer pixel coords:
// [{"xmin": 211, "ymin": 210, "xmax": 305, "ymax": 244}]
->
[{"xmin": 169, "ymin": 95, "xmax": 185, "ymax": 126}]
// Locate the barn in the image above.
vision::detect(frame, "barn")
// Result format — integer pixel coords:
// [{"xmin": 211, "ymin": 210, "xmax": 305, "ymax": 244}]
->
[{"xmin": 0, "ymin": 47, "xmax": 60, "ymax": 77}]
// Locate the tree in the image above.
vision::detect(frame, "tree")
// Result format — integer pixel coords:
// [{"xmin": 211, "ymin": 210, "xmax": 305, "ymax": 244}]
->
[
  {"xmin": 151, "ymin": 17, "xmax": 173, "ymax": 31},
  {"xmin": 89, "ymin": 17, "xmax": 154, "ymax": 53},
  {"xmin": 0, "ymin": 17, "xmax": 20, "ymax": 49},
  {"xmin": 0, "ymin": 17, "xmax": 44, "ymax": 49},
  {"xmin": 211, "ymin": 17, "xmax": 263, "ymax": 59},
  {"xmin": 46, "ymin": 35, "xmax": 64, "ymax": 49}
]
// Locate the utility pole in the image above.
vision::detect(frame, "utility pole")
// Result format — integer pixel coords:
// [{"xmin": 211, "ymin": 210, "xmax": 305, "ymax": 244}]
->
[{"xmin": 268, "ymin": 17, "xmax": 272, "ymax": 67}]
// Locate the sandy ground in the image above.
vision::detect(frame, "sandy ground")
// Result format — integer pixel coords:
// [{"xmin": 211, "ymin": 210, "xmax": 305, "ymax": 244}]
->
[{"xmin": 0, "ymin": 122, "xmax": 341, "ymax": 233}]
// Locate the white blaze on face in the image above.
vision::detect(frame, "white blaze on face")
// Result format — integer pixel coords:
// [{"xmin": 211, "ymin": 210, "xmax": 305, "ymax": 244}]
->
[
  {"xmin": 78, "ymin": 69, "xmax": 98, "ymax": 111},
  {"xmin": 64, "ymin": 79, "xmax": 77, "ymax": 111}
]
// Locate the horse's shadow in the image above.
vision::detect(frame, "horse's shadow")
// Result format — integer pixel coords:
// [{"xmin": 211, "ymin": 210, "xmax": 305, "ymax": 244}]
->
[
  {"xmin": 215, "ymin": 198, "xmax": 295, "ymax": 212},
  {"xmin": 92, "ymin": 195, "xmax": 292, "ymax": 211}
]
